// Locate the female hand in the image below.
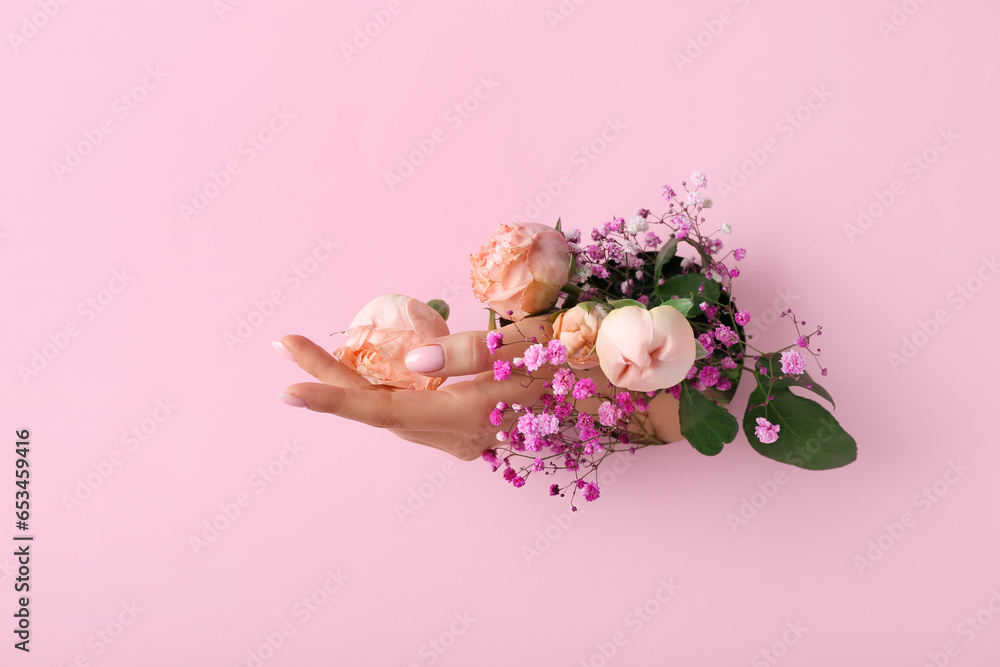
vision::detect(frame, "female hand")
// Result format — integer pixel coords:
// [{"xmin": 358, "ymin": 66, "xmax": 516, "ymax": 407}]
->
[{"xmin": 275, "ymin": 318, "xmax": 683, "ymax": 461}]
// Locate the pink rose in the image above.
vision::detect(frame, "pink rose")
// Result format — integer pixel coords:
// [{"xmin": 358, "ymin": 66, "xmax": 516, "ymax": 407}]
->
[
  {"xmin": 332, "ymin": 295, "xmax": 449, "ymax": 390},
  {"xmin": 470, "ymin": 222, "xmax": 571, "ymax": 321},
  {"xmin": 552, "ymin": 304, "xmax": 607, "ymax": 369},
  {"xmin": 594, "ymin": 304, "xmax": 696, "ymax": 392}
]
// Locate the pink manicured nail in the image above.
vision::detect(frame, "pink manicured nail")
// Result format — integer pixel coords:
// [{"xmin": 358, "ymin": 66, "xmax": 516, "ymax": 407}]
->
[
  {"xmin": 404, "ymin": 344, "xmax": 445, "ymax": 373},
  {"xmin": 272, "ymin": 340, "xmax": 296, "ymax": 363},
  {"xmin": 278, "ymin": 393, "xmax": 308, "ymax": 408}
]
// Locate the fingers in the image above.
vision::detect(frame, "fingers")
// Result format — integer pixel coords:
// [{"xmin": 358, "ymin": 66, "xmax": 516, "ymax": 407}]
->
[
  {"xmin": 403, "ymin": 331, "xmax": 495, "ymax": 378},
  {"xmin": 282, "ymin": 381, "xmax": 461, "ymax": 431},
  {"xmin": 276, "ymin": 335, "xmax": 371, "ymax": 390},
  {"xmin": 403, "ymin": 317, "xmax": 555, "ymax": 378}
]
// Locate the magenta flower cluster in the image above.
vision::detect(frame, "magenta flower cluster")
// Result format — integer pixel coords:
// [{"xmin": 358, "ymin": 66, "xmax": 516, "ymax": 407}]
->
[{"xmin": 481, "ymin": 172, "xmax": 832, "ymax": 504}]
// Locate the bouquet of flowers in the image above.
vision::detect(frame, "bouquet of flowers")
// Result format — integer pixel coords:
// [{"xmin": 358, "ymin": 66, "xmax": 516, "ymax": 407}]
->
[{"xmin": 335, "ymin": 172, "xmax": 856, "ymax": 508}]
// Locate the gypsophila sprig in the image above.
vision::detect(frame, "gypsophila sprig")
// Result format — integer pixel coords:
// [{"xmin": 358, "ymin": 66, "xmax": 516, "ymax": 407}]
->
[{"xmin": 469, "ymin": 172, "xmax": 857, "ymax": 505}]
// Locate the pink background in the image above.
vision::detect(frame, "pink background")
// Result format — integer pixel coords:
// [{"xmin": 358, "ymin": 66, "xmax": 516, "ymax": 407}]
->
[{"xmin": 3, "ymin": 0, "xmax": 999, "ymax": 664}]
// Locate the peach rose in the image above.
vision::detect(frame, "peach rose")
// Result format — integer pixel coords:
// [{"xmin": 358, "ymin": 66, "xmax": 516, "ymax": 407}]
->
[
  {"xmin": 552, "ymin": 303, "xmax": 607, "ymax": 369},
  {"xmin": 470, "ymin": 222, "xmax": 571, "ymax": 321},
  {"xmin": 332, "ymin": 295, "xmax": 449, "ymax": 391},
  {"xmin": 594, "ymin": 304, "xmax": 696, "ymax": 392}
]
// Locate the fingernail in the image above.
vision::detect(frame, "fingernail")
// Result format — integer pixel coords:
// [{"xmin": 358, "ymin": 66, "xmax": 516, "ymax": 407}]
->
[
  {"xmin": 273, "ymin": 340, "xmax": 296, "ymax": 363},
  {"xmin": 278, "ymin": 393, "xmax": 309, "ymax": 408},
  {"xmin": 405, "ymin": 344, "xmax": 445, "ymax": 373}
]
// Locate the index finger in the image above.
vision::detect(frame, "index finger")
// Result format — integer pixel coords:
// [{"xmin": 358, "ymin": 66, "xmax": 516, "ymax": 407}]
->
[{"xmin": 282, "ymin": 381, "xmax": 465, "ymax": 432}]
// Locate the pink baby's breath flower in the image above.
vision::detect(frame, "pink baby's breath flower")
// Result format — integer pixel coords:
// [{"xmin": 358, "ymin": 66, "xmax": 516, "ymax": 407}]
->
[
  {"xmin": 493, "ymin": 359, "xmax": 512, "ymax": 381},
  {"xmin": 721, "ymin": 356, "xmax": 738, "ymax": 370},
  {"xmin": 572, "ymin": 377, "xmax": 597, "ymax": 400},
  {"xmin": 714, "ymin": 325, "xmax": 740, "ymax": 347},
  {"xmin": 733, "ymin": 248, "xmax": 747, "ymax": 261},
  {"xmin": 716, "ymin": 377, "xmax": 732, "ymax": 391},
  {"xmin": 482, "ymin": 449, "xmax": 500, "ymax": 466},
  {"xmin": 688, "ymin": 191, "xmax": 713, "ymax": 208},
  {"xmin": 780, "ymin": 349, "xmax": 807, "ymax": 375},
  {"xmin": 576, "ymin": 413, "xmax": 598, "ymax": 440},
  {"xmin": 598, "ymin": 401, "xmax": 618, "ymax": 427},
  {"xmin": 546, "ymin": 339, "xmax": 568, "ymax": 366},
  {"xmin": 552, "ymin": 368, "xmax": 575, "ymax": 396},
  {"xmin": 735, "ymin": 310, "xmax": 751, "ymax": 326},
  {"xmin": 699, "ymin": 366, "xmax": 720, "ymax": 387},
  {"xmin": 755, "ymin": 418, "xmax": 780, "ymax": 444},
  {"xmin": 489, "ymin": 408, "xmax": 504, "ymax": 426},
  {"xmin": 583, "ymin": 482, "xmax": 601, "ymax": 502},
  {"xmin": 796, "ymin": 336, "xmax": 810, "ymax": 348},
  {"xmin": 486, "ymin": 330, "xmax": 503, "ymax": 353},
  {"xmin": 698, "ymin": 333, "xmax": 716, "ymax": 354},
  {"xmin": 667, "ymin": 384, "xmax": 682, "ymax": 400},
  {"xmin": 549, "ymin": 484, "xmax": 560, "ymax": 496},
  {"xmin": 523, "ymin": 343, "xmax": 548, "ymax": 372}
]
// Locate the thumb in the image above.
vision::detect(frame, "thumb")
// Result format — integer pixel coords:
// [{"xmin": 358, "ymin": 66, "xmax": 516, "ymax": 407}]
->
[
  {"xmin": 403, "ymin": 331, "xmax": 497, "ymax": 378},
  {"xmin": 404, "ymin": 318, "xmax": 554, "ymax": 378}
]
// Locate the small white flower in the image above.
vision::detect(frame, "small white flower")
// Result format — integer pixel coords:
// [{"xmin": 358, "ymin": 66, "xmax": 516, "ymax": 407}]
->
[
  {"xmin": 574, "ymin": 263, "xmax": 593, "ymax": 281},
  {"xmin": 691, "ymin": 171, "xmax": 707, "ymax": 188},
  {"xmin": 681, "ymin": 256, "xmax": 696, "ymax": 269},
  {"xmin": 721, "ymin": 221, "xmax": 732, "ymax": 235},
  {"xmin": 496, "ymin": 431, "xmax": 507, "ymax": 441},
  {"xmin": 625, "ymin": 215, "xmax": 649, "ymax": 235}
]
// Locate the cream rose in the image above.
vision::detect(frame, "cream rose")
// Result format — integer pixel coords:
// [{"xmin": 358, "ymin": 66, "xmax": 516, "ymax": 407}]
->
[
  {"xmin": 332, "ymin": 295, "xmax": 449, "ymax": 391},
  {"xmin": 552, "ymin": 303, "xmax": 607, "ymax": 369},
  {"xmin": 594, "ymin": 304, "xmax": 696, "ymax": 392},
  {"xmin": 470, "ymin": 222, "xmax": 571, "ymax": 321}
]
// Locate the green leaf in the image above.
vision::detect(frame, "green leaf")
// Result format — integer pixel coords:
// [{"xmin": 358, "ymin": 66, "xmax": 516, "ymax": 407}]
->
[
  {"xmin": 555, "ymin": 217, "xmax": 562, "ymax": 232},
  {"xmin": 660, "ymin": 297, "xmax": 694, "ymax": 318},
  {"xmin": 757, "ymin": 353, "xmax": 835, "ymax": 408},
  {"xmin": 653, "ymin": 238, "xmax": 679, "ymax": 284},
  {"xmin": 694, "ymin": 340, "xmax": 710, "ymax": 360},
  {"xmin": 608, "ymin": 298, "xmax": 646, "ymax": 310},
  {"xmin": 570, "ymin": 300, "xmax": 607, "ymax": 315},
  {"xmin": 679, "ymin": 382, "xmax": 739, "ymax": 456},
  {"xmin": 656, "ymin": 272, "xmax": 720, "ymax": 309},
  {"xmin": 426, "ymin": 299, "xmax": 450, "ymax": 321},
  {"xmin": 743, "ymin": 386, "xmax": 857, "ymax": 470}
]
